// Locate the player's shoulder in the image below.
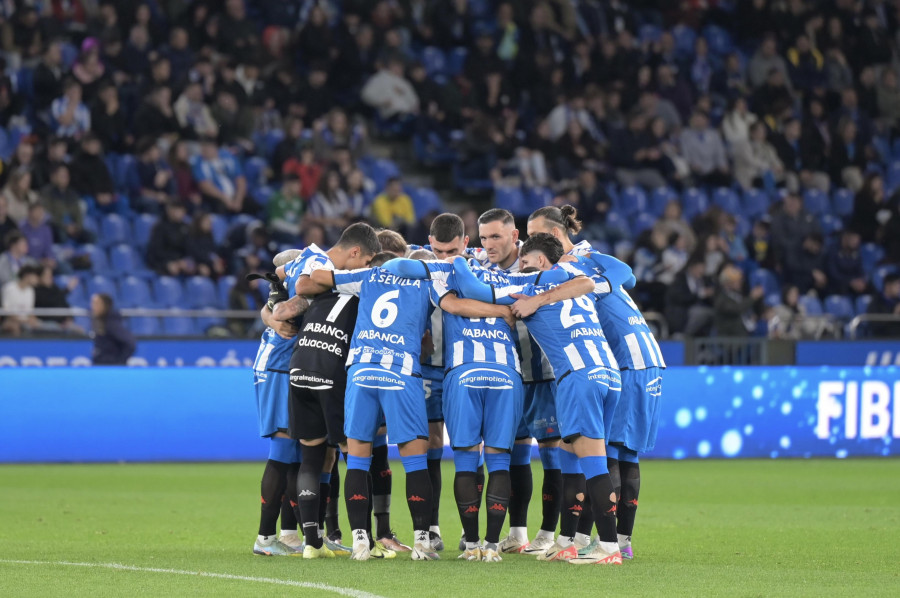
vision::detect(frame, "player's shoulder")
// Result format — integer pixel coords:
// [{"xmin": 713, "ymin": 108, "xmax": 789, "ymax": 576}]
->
[{"xmin": 568, "ymin": 240, "xmax": 594, "ymax": 257}]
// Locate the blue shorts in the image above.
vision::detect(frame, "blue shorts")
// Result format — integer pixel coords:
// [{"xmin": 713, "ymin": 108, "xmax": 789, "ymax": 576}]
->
[
  {"xmin": 344, "ymin": 363, "xmax": 428, "ymax": 445},
  {"xmin": 609, "ymin": 367, "xmax": 662, "ymax": 453},
  {"xmin": 444, "ymin": 364, "xmax": 523, "ymax": 451},
  {"xmin": 556, "ymin": 367, "xmax": 622, "ymax": 441},
  {"xmin": 516, "ymin": 380, "xmax": 559, "ymax": 442},
  {"xmin": 255, "ymin": 370, "xmax": 290, "ymax": 438},
  {"xmin": 422, "ymin": 365, "xmax": 444, "ymax": 423}
]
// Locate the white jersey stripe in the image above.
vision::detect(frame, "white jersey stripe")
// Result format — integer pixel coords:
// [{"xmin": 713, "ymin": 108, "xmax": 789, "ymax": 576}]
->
[
  {"xmin": 564, "ymin": 343, "xmax": 586, "ymax": 371},
  {"xmin": 473, "ymin": 341, "xmax": 486, "ymax": 362},
  {"xmin": 602, "ymin": 341, "xmax": 619, "ymax": 370},
  {"xmin": 401, "ymin": 354, "xmax": 414, "ymax": 376},
  {"xmin": 494, "ymin": 342, "xmax": 507, "ymax": 368},
  {"xmin": 648, "ymin": 333, "xmax": 666, "ymax": 368},
  {"xmin": 641, "ymin": 332, "xmax": 659, "ymax": 367},
  {"xmin": 584, "ymin": 340, "xmax": 604, "ymax": 367},
  {"xmin": 380, "ymin": 353, "xmax": 394, "ymax": 370},
  {"xmin": 360, "ymin": 351, "xmax": 372, "ymax": 364},
  {"xmin": 452, "ymin": 341, "xmax": 464, "ymax": 368},
  {"xmin": 624, "ymin": 333, "xmax": 645, "ymax": 369}
]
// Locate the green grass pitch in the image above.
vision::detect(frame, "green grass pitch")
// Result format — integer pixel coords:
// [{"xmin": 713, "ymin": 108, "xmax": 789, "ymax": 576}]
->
[{"xmin": 1, "ymin": 459, "xmax": 899, "ymax": 597}]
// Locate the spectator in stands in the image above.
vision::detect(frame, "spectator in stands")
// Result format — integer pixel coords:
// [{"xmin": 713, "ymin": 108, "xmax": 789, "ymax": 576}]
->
[
  {"xmin": 719, "ymin": 213, "xmax": 748, "ymax": 263},
  {"xmin": 72, "ymin": 37, "xmax": 105, "ymax": 102},
  {"xmin": 133, "ymin": 86, "xmax": 181, "ymax": 143},
  {"xmin": 33, "ymin": 41, "xmax": 64, "ymax": 115},
  {"xmin": 371, "ymin": 176, "xmax": 414, "ymax": 234},
  {"xmin": 32, "ymin": 136, "xmax": 69, "ymax": 190},
  {"xmin": 867, "ymin": 273, "xmax": 900, "ymax": 338},
  {"xmin": 751, "ymin": 68, "xmax": 793, "ymax": 121},
  {"xmin": 748, "ymin": 35, "xmax": 790, "ymax": 90},
  {"xmin": 361, "ymin": 56, "xmax": 419, "ymax": 121},
  {"xmin": 746, "ymin": 217, "xmax": 775, "ymax": 270},
  {"xmin": 0, "ymin": 265, "xmax": 40, "ymax": 336},
  {"xmin": 657, "ymin": 200, "xmax": 697, "ymax": 254},
  {"xmin": 0, "ymin": 195, "xmax": 16, "ymax": 241},
  {"xmin": 41, "ymin": 164, "xmax": 90, "ymax": 244},
  {"xmin": 3, "ymin": 168, "xmax": 39, "ymax": 224},
  {"xmin": 850, "ymin": 173, "xmax": 890, "ymax": 244},
  {"xmin": 192, "ymin": 138, "xmax": 250, "ymax": 213},
  {"xmin": 162, "ymin": 26, "xmax": 194, "ymax": 86},
  {"xmin": 168, "ymin": 141, "xmax": 200, "ymax": 208},
  {"xmin": 721, "ymin": 97, "xmax": 758, "ymax": 147},
  {"xmin": 34, "ymin": 265, "xmax": 81, "ymax": 333},
  {"xmin": 90, "ymin": 293, "xmax": 136, "ymax": 365},
  {"xmin": 769, "ymin": 284, "xmax": 820, "ymax": 340},
  {"xmin": 173, "ymin": 81, "xmax": 218, "ymax": 140},
  {"xmin": 297, "ymin": 63, "xmax": 334, "ymax": 124},
  {"xmin": 314, "ymin": 108, "xmax": 368, "ymax": 162},
  {"xmin": 773, "ymin": 117, "xmax": 831, "ymax": 193},
  {"xmin": 680, "ymin": 110, "xmax": 731, "ymax": 187},
  {"xmin": 876, "ymin": 69, "xmax": 900, "ymax": 135},
  {"xmin": 1, "ymin": 140, "xmax": 36, "ymax": 189},
  {"xmin": 344, "ymin": 169, "xmax": 371, "ymax": 217},
  {"xmin": 732, "ymin": 120, "xmax": 783, "ymax": 191},
  {"xmin": 146, "ymin": 198, "xmax": 192, "ymax": 276},
  {"xmin": 309, "ymin": 169, "xmax": 356, "ymax": 245},
  {"xmin": 1, "ymin": 7, "xmax": 42, "ymax": 70},
  {"xmin": 786, "ymin": 33, "xmax": 824, "ymax": 93},
  {"xmin": 69, "ymin": 132, "xmax": 120, "ymax": 214},
  {"xmin": 186, "ymin": 212, "xmax": 225, "ymax": 279},
  {"xmin": 0, "ymin": 231, "xmax": 33, "ymax": 287},
  {"xmin": 826, "ymin": 229, "xmax": 868, "ymax": 297},
  {"xmin": 665, "ymin": 258, "xmax": 715, "ymax": 337},
  {"xmin": 219, "ymin": 0, "xmax": 259, "ymax": 57},
  {"xmin": 711, "ymin": 52, "xmax": 750, "ymax": 104},
  {"xmin": 18, "ymin": 203, "xmax": 54, "ymax": 268},
  {"xmin": 612, "ymin": 111, "xmax": 667, "ymax": 189},
  {"xmin": 270, "ymin": 118, "xmax": 305, "ymax": 181},
  {"xmin": 282, "ymin": 143, "xmax": 323, "ymax": 200},
  {"xmin": 714, "ymin": 264, "xmax": 765, "ymax": 337},
  {"xmin": 51, "ymin": 78, "xmax": 91, "ymax": 140},
  {"xmin": 783, "ymin": 232, "xmax": 828, "ymax": 296},
  {"xmin": 266, "ymin": 174, "xmax": 304, "ymax": 243},
  {"xmin": 134, "ymin": 138, "xmax": 176, "ymax": 213},
  {"xmin": 89, "ymin": 81, "xmax": 129, "ymax": 155},
  {"xmin": 770, "ymin": 192, "xmax": 822, "ymax": 269}
]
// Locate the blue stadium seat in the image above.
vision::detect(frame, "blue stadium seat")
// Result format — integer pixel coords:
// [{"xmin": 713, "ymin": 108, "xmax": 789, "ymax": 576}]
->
[
  {"xmin": 872, "ymin": 266, "xmax": 899, "ymax": 292},
  {"xmin": 887, "ymin": 161, "xmax": 900, "ymax": 193},
  {"xmin": 56, "ymin": 275, "xmax": 87, "ymax": 308},
  {"xmin": 820, "ymin": 214, "xmax": 843, "ymax": 236},
  {"xmin": 117, "ymin": 154, "xmax": 139, "ymax": 196},
  {"xmin": 824, "ymin": 295, "xmax": 854, "ymax": 320},
  {"xmin": 639, "ymin": 24, "xmax": 662, "ymax": 44},
  {"xmin": 100, "ymin": 214, "xmax": 131, "ymax": 247},
  {"xmin": 129, "ymin": 316, "xmax": 161, "ymax": 336},
  {"xmin": 162, "ymin": 312, "xmax": 197, "ymax": 336},
  {"xmin": 119, "ymin": 276, "xmax": 153, "ymax": 308},
  {"xmin": 185, "ymin": 276, "xmax": 219, "ymax": 309},
  {"xmin": 447, "ymin": 47, "xmax": 467, "ymax": 76},
  {"xmin": 681, "ymin": 188, "xmax": 709, "ymax": 219},
  {"xmin": 110, "ymin": 244, "xmax": 152, "ymax": 278},
  {"xmin": 87, "ymin": 275, "xmax": 118, "ymax": 302},
  {"xmin": 803, "ymin": 189, "xmax": 829, "ymax": 215},
  {"xmin": 244, "ymin": 156, "xmax": 269, "ymax": 189},
  {"xmin": 196, "ymin": 308, "xmax": 225, "ymax": 334},
  {"xmin": 619, "ymin": 186, "xmax": 648, "ymax": 216},
  {"xmin": 742, "ymin": 188, "xmax": 770, "ymax": 219},
  {"xmin": 262, "ymin": 129, "xmax": 285, "ymax": 159},
  {"xmin": 712, "ymin": 187, "xmax": 740, "ymax": 214},
  {"xmin": 703, "ymin": 24, "xmax": 733, "ymax": 56},
  {"xmin": 366, "ymin": 158, "xmax": 401, "ymax": 190},
  {"xmin": 630, "ymin": 212, "xmax": 658, "ymax": 238},
  {"xmin": 209, "ymin": 213, "xmax": 228, "ymax": 245},
  {"xmin": 734, "ymin": 214, "xmax": 750, "ymax": 238},
  {"xmin": 154, "ymin": 276, "xmax": 185, "ymax": 307},
  {"xmin": 133, "ymin": 214, "xmax": 157, "ymax": 248},
  {"xmin": 860, "ymin": 243, "xmax": 885, "ymax": 274},
  {"xmin": 409, "ymin": 187, "xmax": 443, "ymax": 216},
  {"xmin": 798, "ymin": 295, "xmax": 823, "ymax": 316},
  {"xmin": 650, "ymin": 186, "xmax": 678, "ymax": 216},
  {"xmin": 672, "ymin": 24, "xmax": 697, "ymax": 58},
  {"xmin": 855, "ymin": 294, "xmax": 873, "ymax": 315},
  {"xmin": 605, "ymin": 212, "xmax": 631, "ymax": 241},
  {"xmin": 218, "ymin": 276, "xmax": 236, "ymax": 308},
  {"xmin": 831, "ymin": 188, "xmax": 854, "ymax": 217},
  {"xmin": 525, "ymin": 187, "xmax": 554, "ymax": 213},
  {"xmin": 421, "ymin": 46, "xmax": 447, "ymax": 77},
  {"xmin": 494, "ymin": 186, "xmax": 527, "ymax": 216},
  {"xmin": 16, "ymin": 68, "xmax": 34, "ymax": 100},
  {"xmin": 750, "ymin": 268, "xmax": 779, "ymax": 296},
  {"xmin": 81, "ymin": 244, "xmax": 109, "ymax": 272}
]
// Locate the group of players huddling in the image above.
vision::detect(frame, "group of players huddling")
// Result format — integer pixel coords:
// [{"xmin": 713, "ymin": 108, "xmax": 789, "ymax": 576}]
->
[{"xmin": 249, "ymin": 204, "xmax": 664, "ymax": 565}]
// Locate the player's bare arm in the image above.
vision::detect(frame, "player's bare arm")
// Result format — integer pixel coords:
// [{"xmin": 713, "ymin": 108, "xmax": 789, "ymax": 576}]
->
[
  {"xmin": 309, "ymin": 268, "xmax": 337, "ymax": 290},
  {"xmin": 261, "ymin": 306, "xmax": 299, "ymax": 338},
  {"xmin": 440, "ymin": 294, "xmax": 517, "ymax": 330},
  {"xmin": 271, "ymin": 295, "xmax": 310, "ymax": 322},
  {"xmin": 510, "ymin": 276, "xmax": 595, "ymax": 318}
]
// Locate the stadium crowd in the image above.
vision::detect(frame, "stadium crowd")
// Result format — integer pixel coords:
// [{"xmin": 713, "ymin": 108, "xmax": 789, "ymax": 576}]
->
[{"xmin": 0, "ymin": 0, "xmax": 899, "ymax": 340}]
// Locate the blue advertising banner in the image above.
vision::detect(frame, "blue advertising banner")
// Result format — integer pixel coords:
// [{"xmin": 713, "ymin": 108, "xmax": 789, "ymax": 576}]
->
[
  {"xmin": 0, "ymin": 339, "xmax": 259, "ymax": 367},
  {"xmin": 1, "ymin": 366, "xmax": 897, "ymax": 462},
  {"xmin": 795, "ymin": 341, "xmax": 900, "ymax": 366}
]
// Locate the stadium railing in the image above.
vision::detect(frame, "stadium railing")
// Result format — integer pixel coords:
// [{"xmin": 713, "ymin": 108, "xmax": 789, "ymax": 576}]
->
[
  {"xmin": 847, "ymin": 314, "xmax": 900, "ymax": 339},
  {"xmin": 683, "ymin": 337, "xmax": 795, "ymax": 366}
]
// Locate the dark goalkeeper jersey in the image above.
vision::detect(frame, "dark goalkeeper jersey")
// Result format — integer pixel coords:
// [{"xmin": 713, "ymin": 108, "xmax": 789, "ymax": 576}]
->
[{"xmin": 289, "ymin": 291, "xmax": 359, "ymax": 389}]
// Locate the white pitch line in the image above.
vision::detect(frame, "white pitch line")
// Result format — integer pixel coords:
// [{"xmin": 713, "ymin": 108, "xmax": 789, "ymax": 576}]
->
[{"xmin": 0, "ymin": 559, "xmax": 389, "ymax": 598}]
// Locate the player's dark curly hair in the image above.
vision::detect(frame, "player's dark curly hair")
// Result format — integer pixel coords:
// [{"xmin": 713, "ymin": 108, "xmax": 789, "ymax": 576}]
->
[
  {"xmin": 529, "ymin": 205, "xmax": 583, "ymax": 236},
  {"xmin": 338, "ymin": 222, "xmax": 382, "ymax": 256},
  {"xmin": 521, "ymin": 233, "xmax": 564, "ymax": 264},
  {"xmin": 430, "ymin": 213, "xmax": 465, "ymax": 242}
]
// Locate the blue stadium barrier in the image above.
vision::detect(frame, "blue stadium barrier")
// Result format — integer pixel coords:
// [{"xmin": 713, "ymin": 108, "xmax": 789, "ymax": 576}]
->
[{"xmin": 2, "ymin": 366, "xmax": 897, "ymax": 462}]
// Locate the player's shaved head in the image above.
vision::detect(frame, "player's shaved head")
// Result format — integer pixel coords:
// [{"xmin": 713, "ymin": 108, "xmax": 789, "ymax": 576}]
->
[
  {"xmin": 273, "ymin": 249, "xmax": 301, "ymax": 267},
  {"xmin": 520, "ymin": 232, "xmax": 564, "ymax": 270},
  {"xmin": 376, "ymin": 229, "xmax": 408, "ymax": 257},
  {"xmin": 408, "ymin": 249, "xmax": 437, "ymax": 261}
]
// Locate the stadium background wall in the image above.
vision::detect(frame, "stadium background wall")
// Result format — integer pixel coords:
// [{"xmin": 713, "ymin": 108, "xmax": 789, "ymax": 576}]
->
[{"xmin": 1, "ymin": 366, "xmax": 897, "ymax": 463}]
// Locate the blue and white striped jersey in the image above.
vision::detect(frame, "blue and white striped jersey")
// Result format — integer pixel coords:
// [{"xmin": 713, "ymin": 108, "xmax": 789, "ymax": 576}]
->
[
  {"xmin": 495, "ymin": 282, "xmax": 618, "ymax": 376},
  {"xmin": 435, "ymin": 276, "xmax": 521, "ymax": 374},
  {"xmin": 253, "ymin": 327, "xmax": 294, "ymax": 378},
  {"xmin": 464, "ymin": 244, "xmax": 554, "ymax": 383},
  {"xmin": 333, "ymin": 267, "xmax": 444, "ymax": 376},
  {"xmin": 283, "ymin": 244, "xmax": 332, "ymax": 298},
  {"xmin": 564, "ymin": 254, "xmax": 666, "ymax": 371}
]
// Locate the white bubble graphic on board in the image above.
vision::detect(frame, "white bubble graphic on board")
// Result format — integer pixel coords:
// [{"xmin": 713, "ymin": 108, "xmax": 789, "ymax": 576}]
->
[
  {"xmin": 697, "ymin": 441, "xmax": 711, "ymax": 457},
  {"xmin": 675, "ymin": 408, "xmax": 692, "ymax": 428},
  {"xmin": 721, "ymin": 430, "xmax": 742, "ymax": 457}
]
